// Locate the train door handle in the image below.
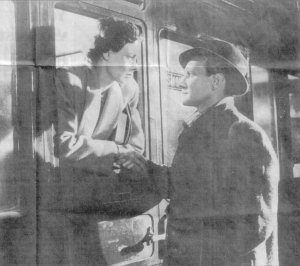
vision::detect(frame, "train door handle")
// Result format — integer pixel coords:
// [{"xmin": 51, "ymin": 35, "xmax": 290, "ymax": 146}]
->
[{"xmin": 120, "ymin": 227, "xmax": 154, "ymax": 255}]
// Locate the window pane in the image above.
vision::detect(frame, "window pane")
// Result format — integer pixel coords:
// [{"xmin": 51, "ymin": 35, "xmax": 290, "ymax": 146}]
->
[
  {"xmin": 159, "ymin": 37, "xmax": 196, "ymax": 166},
  {"xmin": 0, "ymin": 1, "xmax": 17, "ymax": 210},
  {"xmin": 54, "ymin": 8, "xmax": 99, "ymax": 66}
]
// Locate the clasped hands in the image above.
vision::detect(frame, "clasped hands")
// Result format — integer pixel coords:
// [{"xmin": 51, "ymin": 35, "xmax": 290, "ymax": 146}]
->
[{"xmin": 115, "ymin": 144, "xmax": 148, "ymax": 177}]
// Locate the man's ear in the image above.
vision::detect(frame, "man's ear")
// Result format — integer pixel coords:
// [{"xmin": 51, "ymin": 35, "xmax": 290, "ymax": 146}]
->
[{"xmin": 212, "ymin": 73, "xmax": 225, "ymax": 91}]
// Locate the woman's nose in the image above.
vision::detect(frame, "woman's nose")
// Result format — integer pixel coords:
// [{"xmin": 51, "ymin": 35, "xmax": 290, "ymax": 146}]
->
[{"xmin": 127, "ymin": 57, "xmax": 138, "ymax": 70}]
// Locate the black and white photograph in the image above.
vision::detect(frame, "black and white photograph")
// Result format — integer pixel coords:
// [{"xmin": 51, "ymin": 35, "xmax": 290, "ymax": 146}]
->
[{"xmin": 0, "ymin": 0, "xmax": 299, "ymax": 265}]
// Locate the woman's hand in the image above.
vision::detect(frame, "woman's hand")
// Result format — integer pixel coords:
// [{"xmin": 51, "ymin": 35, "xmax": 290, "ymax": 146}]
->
[{"xmin": 115, "ymin": 144, "xmax": 147, "ymax": 174}]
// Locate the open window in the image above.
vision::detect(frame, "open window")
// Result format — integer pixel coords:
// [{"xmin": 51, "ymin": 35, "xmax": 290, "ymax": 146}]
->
[{"xmin": 54, "ymin": 2, "xmax": 146, "ymax": 137}]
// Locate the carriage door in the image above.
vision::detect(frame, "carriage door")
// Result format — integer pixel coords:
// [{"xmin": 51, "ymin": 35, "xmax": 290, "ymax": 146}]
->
[{"xmin": 36, "ymin": 1, "xmax": 161, "ymax": 265}]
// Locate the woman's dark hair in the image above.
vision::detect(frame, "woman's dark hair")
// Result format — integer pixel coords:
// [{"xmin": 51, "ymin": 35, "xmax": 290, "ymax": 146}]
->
[{"xmin": 87, "ymin": 17, "xmax": 140, "ymax": 65}]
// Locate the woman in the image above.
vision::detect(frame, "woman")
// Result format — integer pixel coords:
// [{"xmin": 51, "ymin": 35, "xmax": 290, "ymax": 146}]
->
[
  {"xmin": 56, "ymin": 17, "xmax": 146, "ymax": 212},
  {"xmin": 52, "ymin": 17, "xmax": 147, "ymax": 265}
]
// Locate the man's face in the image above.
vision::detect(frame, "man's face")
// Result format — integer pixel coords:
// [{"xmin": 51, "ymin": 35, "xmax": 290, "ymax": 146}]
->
[
  {"xmin": 105, "ymin": 41, "xmax": 139, "ymax": 83},
  {"xmin": 180, "ymin": 59, "xmax": 213, "ymax": 107}
]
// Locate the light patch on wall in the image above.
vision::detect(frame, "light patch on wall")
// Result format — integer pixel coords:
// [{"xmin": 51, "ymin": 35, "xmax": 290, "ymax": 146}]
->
[{"xmin": 251, "ymin": 65, "xmax": 269, "ymax": 84}]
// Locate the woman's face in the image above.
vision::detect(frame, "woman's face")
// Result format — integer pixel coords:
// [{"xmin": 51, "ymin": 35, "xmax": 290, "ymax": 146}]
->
[{"xmin": 105, "ymin": 40, "xmax": 139, "ymax": 83}]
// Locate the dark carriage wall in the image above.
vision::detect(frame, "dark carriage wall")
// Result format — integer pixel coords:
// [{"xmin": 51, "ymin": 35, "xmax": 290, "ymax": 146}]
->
[{"xmin": 149, "ymin": 0, "xmax": 299, "ymax": 73}]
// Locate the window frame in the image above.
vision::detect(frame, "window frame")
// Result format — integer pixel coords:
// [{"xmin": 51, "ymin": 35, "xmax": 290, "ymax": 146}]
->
[
  {"xmin": 157, "ymin": 28, "xmax": 201, "ymax": 165},
  {"xmin": 54, "ymin": 1, "xmax": 149, "ymax": 156}
]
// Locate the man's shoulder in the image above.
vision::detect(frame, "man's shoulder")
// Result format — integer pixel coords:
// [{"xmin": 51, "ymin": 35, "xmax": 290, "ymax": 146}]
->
[
  {"xmin": 229, "ymin": 111, "xmax": 277, "ymax": 158},
  {"xmin": 230, "ymin": 112, "xmax": 264, "ymax": 138}
]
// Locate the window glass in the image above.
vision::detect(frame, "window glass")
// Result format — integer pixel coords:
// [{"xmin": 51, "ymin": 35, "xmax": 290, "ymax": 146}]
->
[
  {"xmin": 0, "ymin": 1, "xmax": 17, "ymax": 210},
  {"xmin": 54, "ymin": 8, "xmax": 99, "ymax": 66},
  {"xmin": 159, "ymin": 36, "xmax": 196, "ymax": 166},
  {"xmin": 54, "ymin": 8, "xmax": 143, "ymax": 73}
]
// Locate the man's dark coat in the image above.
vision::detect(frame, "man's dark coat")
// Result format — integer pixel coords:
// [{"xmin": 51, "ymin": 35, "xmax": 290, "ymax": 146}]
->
[{"xmin": 158, "ymin": 97, "xmax": 279, "ymax": 266}]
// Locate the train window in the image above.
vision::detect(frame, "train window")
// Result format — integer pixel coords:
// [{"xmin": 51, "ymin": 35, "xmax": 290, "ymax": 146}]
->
[
  {"xmin": 159, "ymin": 30, "xmax": 197, "ymax": 166},
  {"xmin": 54, "ymin": 6, "xmax": 145, "ymax": 122},
  {"xmin": 0, "ymin": 1, "xmax": 17, "ymax": 210},
  {"xmin": 53, "ymin": 5, "xmax": 154, "ymax": 265},
  {"xmin": 54, "ymin": 8, "xmax": 99, "ymax": 66}
]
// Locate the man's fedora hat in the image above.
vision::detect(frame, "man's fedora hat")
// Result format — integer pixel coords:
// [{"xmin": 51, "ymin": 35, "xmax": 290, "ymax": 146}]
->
[{"xmin": 179, "ymin": 39, "xmax": 249, "ymax": 95}]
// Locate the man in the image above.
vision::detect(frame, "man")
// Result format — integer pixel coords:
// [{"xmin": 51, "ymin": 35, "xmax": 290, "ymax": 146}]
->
[{"xmin": 151, "ymin": 39, "xmax": 279, "ymax": 266}]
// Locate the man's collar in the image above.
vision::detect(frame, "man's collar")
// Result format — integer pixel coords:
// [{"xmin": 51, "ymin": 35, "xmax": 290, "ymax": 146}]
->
[
  {"xmin": 183, "ymin": 110, "xmax": 201, "ymax": 128},
  {"xmin": 183, "ymin": 96, "xmax": 234, "ymax": 128},
  {"xmin": 215, "ymin": 96, "xmax": 234, "ymax": 107}
]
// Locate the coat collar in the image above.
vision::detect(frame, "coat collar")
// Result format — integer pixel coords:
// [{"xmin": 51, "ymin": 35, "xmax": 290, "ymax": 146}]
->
[
  {"xmin": 184, "ymin": 96, "xmax": 235, "ymax": 128},
  {"xmin": 77, "ymin": 67, "xmax": 123, "ymax": 138}
]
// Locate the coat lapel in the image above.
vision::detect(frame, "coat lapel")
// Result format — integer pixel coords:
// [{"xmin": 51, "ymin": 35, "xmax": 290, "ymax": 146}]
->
[
  {"xmin": 77, "ymin": 68, "xmax": 123, "ymax": 140},
  {"xmin": 92, "ymin": 82, "xmax": 123, "ymax": 139},
  {"xmin": 77, "ymin": 84, "xmax": 102, "ymax": 137}
]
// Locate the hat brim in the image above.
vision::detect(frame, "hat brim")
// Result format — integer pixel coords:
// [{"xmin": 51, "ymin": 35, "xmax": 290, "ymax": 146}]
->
[{"xmin": 179, "ymin": 47, "xmax": 248, "ymax": 96}]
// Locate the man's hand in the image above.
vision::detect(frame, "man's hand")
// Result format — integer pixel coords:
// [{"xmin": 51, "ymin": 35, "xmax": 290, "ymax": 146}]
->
[{"xmin": 115, "ymin": 144, "xmax": 147, "ymax": 175}]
